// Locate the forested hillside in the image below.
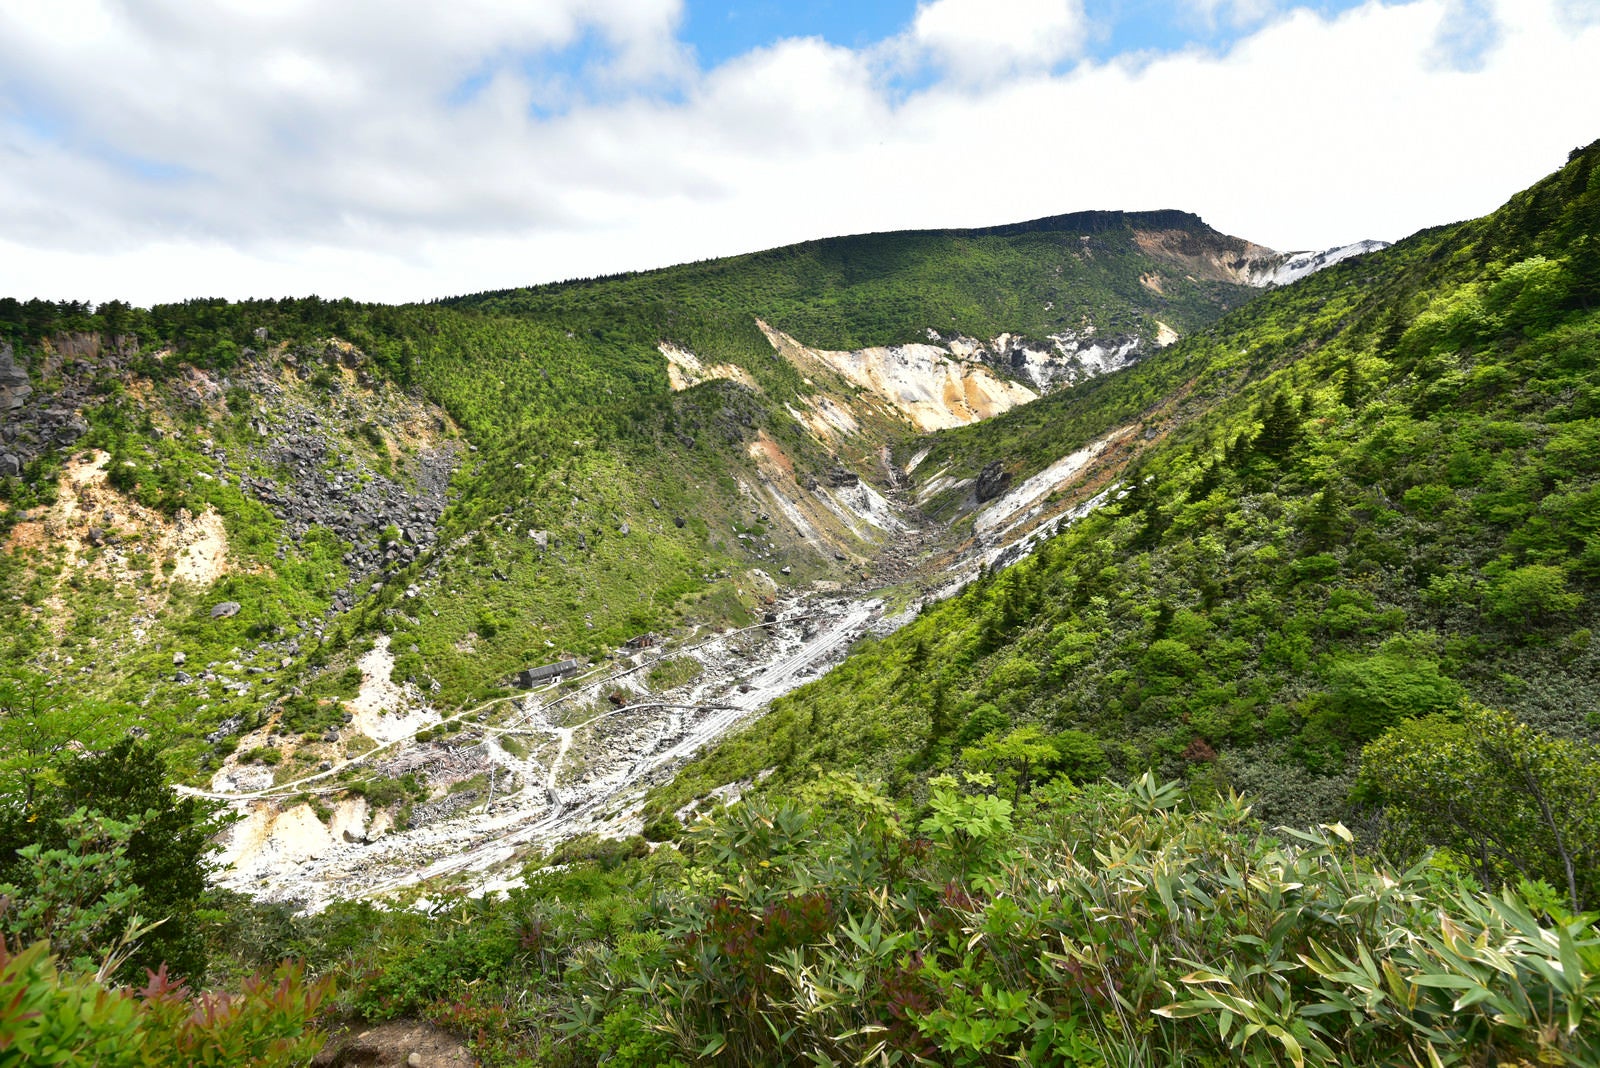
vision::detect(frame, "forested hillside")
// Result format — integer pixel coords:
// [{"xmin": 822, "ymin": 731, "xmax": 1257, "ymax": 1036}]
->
[
  {"xmin": 670, "ymin": 139, "xmax": 1600, "ymax": 830},
  {"xmin": 0, "ymin": 209, "xmax": 1262, "ymax": 778},
  {"xmin": 3, "ymin": 145, "xmax": 1600, "ymax": 1067}
]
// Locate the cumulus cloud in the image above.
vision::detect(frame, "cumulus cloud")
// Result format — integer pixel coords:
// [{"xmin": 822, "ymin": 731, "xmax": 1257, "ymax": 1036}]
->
[
  {"xmin": 0, "ymin": 0, "xmax": 1597, "ymax": 304},
  {"xmin": 902, "ymin": 0, "xmax": 1088, "ymax": 78}
]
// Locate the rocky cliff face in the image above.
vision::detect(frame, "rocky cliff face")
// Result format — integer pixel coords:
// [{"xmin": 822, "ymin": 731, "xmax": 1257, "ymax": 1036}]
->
[
  {"xmin": 1244, "ymin": 239, "xmax": 1392, "ymax": 286},
  {"xmin": 953, "ymin": 328, "xmax": 1151, "ymax": 392},
  {"xmin": 756, "ymin": 321, "xmax": 1038, "ymax": 433},
  {"xmin": 0, "ymin": 339, "xmax": 95, "ymax": 477}
]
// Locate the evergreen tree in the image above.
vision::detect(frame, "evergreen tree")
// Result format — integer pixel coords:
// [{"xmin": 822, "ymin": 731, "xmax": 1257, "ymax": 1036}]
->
[{"xmin": 1252, "ymin": 392, "xmax": 1302, "ymax": 462}]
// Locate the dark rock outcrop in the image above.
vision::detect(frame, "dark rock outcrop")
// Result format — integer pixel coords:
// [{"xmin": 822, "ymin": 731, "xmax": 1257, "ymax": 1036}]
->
[
  {"xmin": 975, "ymin": 461, "xmax": 1012, "ymax": 503},
  {"xmin": 0, "ymin": 343, "xmax": 32, "ymax": 413}
]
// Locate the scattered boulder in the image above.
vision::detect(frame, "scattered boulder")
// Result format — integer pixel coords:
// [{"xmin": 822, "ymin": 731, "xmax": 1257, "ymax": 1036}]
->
[
  {"xmin": 0, "ymin": 344, "xmax": 31, "ymax": 413},
  {"xmin": 975, "ymin": 461, "xmax": 1012, "ymax": 503},
  {"xmin": 825, "ymin": 466, "xmax": 859, "ymax": 487},
  {"xmin": 311, "ymin": 1020, "xmax": 475, "ymax": 1067}
]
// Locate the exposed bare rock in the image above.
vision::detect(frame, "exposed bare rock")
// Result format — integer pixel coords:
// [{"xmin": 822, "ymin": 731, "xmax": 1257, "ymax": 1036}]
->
[
  {"xmin": 975, "ymin": 461, "xmax": 1011, "ymax": 503},
  {"xmin": 0, "ymin": 342, "xmax": 31, "ymax": 412},
  {"xmin": 757, "ymin": 320, "xmax": 1037, "ymax": 432},
  {"xmin": 312, "ymin": 1020, "xmax": 475, "ymax": 1067}
]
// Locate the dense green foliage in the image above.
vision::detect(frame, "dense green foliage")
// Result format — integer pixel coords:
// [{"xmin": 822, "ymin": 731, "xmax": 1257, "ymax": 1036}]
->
[
  {"xmin": 0, "ymin": 940, "xmax": 328, "ymax": 1067},
  {"xmin": 1357, "ymin": 703, "xmax": 1600, "ymax": 912},
  {"xmin": 670, "ymin": 139, "xmax": 1600, "ymax": 830},
  {"xmin": 451, "ymin": 210, "xmax": 1251, "ymax": 356},
  {"xmin": 222, "ymin": 774, "xmax": 1600, "ymax": 1066},
  {"xmin": 0, "ymin": 674, "xmax": 226, "ymax": 981}
]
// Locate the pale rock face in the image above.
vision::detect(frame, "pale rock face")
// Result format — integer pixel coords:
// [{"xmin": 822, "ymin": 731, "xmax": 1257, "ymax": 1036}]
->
[
  {"xmin": 1246, "ymin": 240, "xmax": 1391, "ymax": 287},
  {"xmin": 347, "ymin": 636, "xmax": 440, "ymax": 745},
  {"xmin": 658, "ymin": 342, "xmax": 759, "ymax": 392},
  {"xmin": 757, "ymin": 321, "xmax": 1037, "ymax": 432},
  {"xmin": 959, "ymin": 329, "xmax": 1145, "ymax": 393}
]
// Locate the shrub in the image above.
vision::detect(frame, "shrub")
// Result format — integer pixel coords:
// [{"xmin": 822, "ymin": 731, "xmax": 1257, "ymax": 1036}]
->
[
  {"xmin": 1324, "ymin": 649, "xmax": 1464, "ymax": 741},
  {"xmin": 1484, "ymin": 563, "xmax": 1583, "ymax": 624},
  {"xmin": 955, "ymin": 703, "xmax": 1009, "ymax": 748},
  {"xmin": 0, "ymin": 941, "xmax": 328, "ymax": 1066},
  {"xmin": 278, "ymin": 696, "xmax": 340, "ymax": 736}
]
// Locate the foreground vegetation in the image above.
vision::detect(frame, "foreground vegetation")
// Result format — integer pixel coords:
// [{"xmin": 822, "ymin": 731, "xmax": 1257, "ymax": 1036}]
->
[{"xmin": 6, "ymin": 739, "xmax": 1598, "ymax": 1066}]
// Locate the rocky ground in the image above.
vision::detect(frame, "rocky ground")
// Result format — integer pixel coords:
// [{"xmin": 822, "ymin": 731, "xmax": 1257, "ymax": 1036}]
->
[
  {"xmin": 194, "ymin": 419, "xmax": 1129, "ymax": 911},
  {"xmin": 203, "ymin": 588, "xmax": 889, "ymax": 911},
  {"xmin": 0, "ymin": 338, "xmax": 100, "ymax": 476}
]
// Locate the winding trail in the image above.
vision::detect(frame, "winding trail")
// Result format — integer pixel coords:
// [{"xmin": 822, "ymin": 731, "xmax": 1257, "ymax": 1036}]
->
[
  {"xmin": 330, "ymin": 599, "xmax": 879, "ymax": 905},
  {"xmin": 202, "ymin": 421, "xmax": 1129, "ymax": 910}
]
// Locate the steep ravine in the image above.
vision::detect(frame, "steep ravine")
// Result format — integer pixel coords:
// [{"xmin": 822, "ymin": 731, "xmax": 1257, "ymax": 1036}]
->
[{"xmin": 198, "ymin": 416, "xmax": 1140, "ymax": 910}]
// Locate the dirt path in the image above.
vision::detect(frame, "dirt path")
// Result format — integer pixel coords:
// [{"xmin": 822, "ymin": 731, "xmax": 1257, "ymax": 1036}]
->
[
  {"xmin": 203, "ymin": 424, "xmax": 1124, "ymax": 910},
  {"xmin": 346, "ymin": 598, "xmax": 879, "ymax": 905}
]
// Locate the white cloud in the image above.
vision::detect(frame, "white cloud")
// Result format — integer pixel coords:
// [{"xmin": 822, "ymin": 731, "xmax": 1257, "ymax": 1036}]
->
[
  {"xmin": 904, "ymin": 0, "xmax": 1088, "ymax": 77},
  {"xmin": 1429, "ymin": 0, "xmax": 1502, "ymax": 70},
  {"xmin": 0, "ymin": 0, "xmax": 1597, "ymax": 305},
  {"xmin": 1185, "ymin": 0, "xmax": 1282, "ymax": 31}
]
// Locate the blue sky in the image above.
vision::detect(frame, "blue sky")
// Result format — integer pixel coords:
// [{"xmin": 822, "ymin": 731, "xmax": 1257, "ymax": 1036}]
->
[
  {"xmin": 680, "ymin": 0, "xmax": 1376, "ymax": 66},
  {"xmin": 684, "ymin": 1, "xmax": 921, "ymax": 65},
  {"xmin": 0, "ymin": 0, "xmax": 1595, "ymax": 304}
]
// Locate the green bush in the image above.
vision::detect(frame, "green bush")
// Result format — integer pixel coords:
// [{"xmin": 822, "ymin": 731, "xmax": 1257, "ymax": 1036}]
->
[
  {"xmin": 277, "ymin": 696, "xmax": 341, "ymax": 736},
  {"xmin": 1484, "ymin": 563, "xmax": 1583, "ymax": 624},
  {"xmin": 0, "ymin": 941, "xmax": 329, "ymax": 1067},
  {"xmin": 955, "ymin": 703, "xmax": 1009, "ymax": 747},
  {"xmin": 1323, "ymin": 649, "xmax": 1464, "ymax": 741},
  {"xmin": 541, "ymin": 778, "xmax": 1600, "ymax": 1067}
]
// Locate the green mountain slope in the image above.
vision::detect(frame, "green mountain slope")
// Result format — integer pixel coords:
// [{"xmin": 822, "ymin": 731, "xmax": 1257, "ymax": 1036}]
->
[
  {"xmin": 450, "ymin": 208, "xmax": 1261, "ymax": 354},
  {"xmin": 0, "ymin": 210, "xmax": 1265, "ymax": 779},
  {"xmin": 664, "ymin": 139, "xmax": 1600, "ymax": 828},
  {"xmin": 6, "ymin": 146, "xmax": 1600, "ymax": 1068}
]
